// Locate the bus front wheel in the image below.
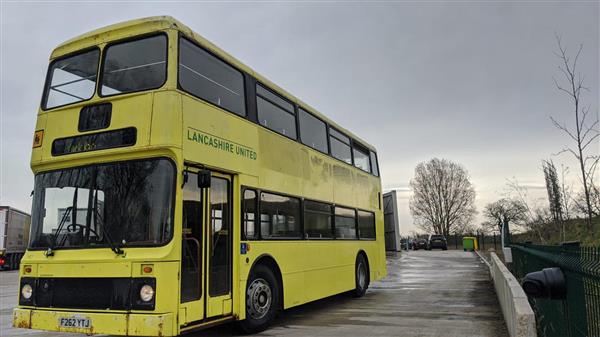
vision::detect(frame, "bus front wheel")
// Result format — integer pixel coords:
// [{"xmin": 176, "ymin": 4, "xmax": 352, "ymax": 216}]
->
[
  {"xmin": 353, "ymin": 254, "xmax": 369, "ymax": 298},
  {"xmin": 239, "ymin": 264, "xmax": 280, "ymax": 334}
]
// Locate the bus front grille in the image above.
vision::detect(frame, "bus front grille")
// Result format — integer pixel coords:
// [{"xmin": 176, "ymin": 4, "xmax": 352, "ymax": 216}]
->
[{"xmin": 35, "ymin": 278, "xmax": 131, "ymax": 310}]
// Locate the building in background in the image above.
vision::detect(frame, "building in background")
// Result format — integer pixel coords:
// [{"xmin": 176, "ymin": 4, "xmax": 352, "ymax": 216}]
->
[{"xmin": 383, "ymin": 191, "xmax": 401, "ymax": 251}]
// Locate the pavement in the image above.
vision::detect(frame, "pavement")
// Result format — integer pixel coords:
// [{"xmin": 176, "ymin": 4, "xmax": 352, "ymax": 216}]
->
[{"xmin": 0, "ymin": 250, "xmax": 508, "ymax": 337}]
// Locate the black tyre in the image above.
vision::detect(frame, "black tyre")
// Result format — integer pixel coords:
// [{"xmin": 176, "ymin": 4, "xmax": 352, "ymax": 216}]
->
[
  {"xmin": 8, "ymin": 254, "xmax": 15, "ymax": 270},
  {"xmin": 353, "ymin": 254, "xmax": 369, "ymax": 298},
  {"xmin": 239, "ymin": 264, "xmax": 280, "ymax": 334},
  {"xmin": 15, "ymin": 254, "xmax": 22, "ymax": 269}
]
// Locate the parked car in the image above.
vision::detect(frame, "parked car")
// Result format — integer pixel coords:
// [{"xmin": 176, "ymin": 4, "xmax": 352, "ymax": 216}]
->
[
  {"xmin": 400, "ymin": 238, "xmax": 410, "ymax": 250},
  {"xmin": 412, "ymin": 238, "xmax": 427, "ymax": 250},
  {"xmin": 427, "ymin": 234, "xmax": 448, "ymax": 250}
]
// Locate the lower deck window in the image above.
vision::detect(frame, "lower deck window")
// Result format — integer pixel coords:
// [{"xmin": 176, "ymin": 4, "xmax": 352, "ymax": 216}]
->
[
  {"xmin": 260, "ymin": 192, "xmax": 301, "ymax": 239},
  {"xmin": 357, "ymin": 210, "xmax": 376, "ymax": 239},
  {"xmin": 242, "ymin": 189, "xmax": 257, "ymax": 240},
  {"xmin": 335, "ymin": 206, "xmax": 357, "ymax": 239},
  {"xmin": 304, "ymin": 200, "xmax": 333, "ymax": 239}
]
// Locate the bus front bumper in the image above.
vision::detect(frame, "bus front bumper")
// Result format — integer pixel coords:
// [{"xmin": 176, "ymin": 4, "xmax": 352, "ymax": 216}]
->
[{"xmin": 13, "ymin": 308, "xmax": 174, "ymax": 336}]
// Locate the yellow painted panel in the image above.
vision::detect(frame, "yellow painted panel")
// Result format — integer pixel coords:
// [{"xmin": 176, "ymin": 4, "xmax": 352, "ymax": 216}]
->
[
  {"xmin": 182, "ymin": 95, "xmax": 259, "ymax": 176},
  {"xmin": 12, "ymin": 308, "xmax": 31, "ymax": 329},
  {"xmin": 131, "ymin": 261, "xmax": 180, "ymax": 314},
  {"xmin": 222, "ymin": 298, "xmax": 233, "ymax": 315},
  {"xmin": 30, "ymin": 114, "xmax": 47, "ymax": 165},
  {"xmin": 33, "ymin": 92, "xmax": 154, "ymax": 172},
  {"xmin": 207, "ymin": 295, "xmax": 225, "ymax": 317},
  {"xmin": 14, "ymin": 308, "xmax": 175, "ymax": 336},
  {"xmin": 128, "ymin": 313, "xmax": 174, "ymax": 336},
  {"xmin": 38, "ymin": 262, "xmax": 130, "ymax": 277},
  {"xmin": 151, "ymin": 91, "xmax": 182, "ymax": 148}
]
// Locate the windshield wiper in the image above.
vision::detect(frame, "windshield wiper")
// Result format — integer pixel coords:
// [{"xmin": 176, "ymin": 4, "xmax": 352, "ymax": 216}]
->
[
  {"xmin": 46, "ymin": 206, "xmax": 73, "ymax": 257},
  {"xmin": 66, "ymin": 222, "xmax": 123, "ymax": 255},
  {"xmin": 92, "ymin": 191, "xmax": 124, "ymax": 255}
]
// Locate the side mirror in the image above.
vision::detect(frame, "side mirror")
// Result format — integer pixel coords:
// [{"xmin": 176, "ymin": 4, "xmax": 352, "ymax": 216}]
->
[
  {"xmin": 521, "ymin": 267, "xmax": 566, "ymax": 300},
  {"xmin": 198, "ymin": 170, "xmax": 211, "ymax": 189}
]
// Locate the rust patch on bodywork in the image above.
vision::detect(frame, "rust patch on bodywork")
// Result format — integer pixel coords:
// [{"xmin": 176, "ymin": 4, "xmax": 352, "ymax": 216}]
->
[
  {"xmin": 15, "ymin": 319, "xmax": 31, "ymax": 329},
  {"xmin": 158, "ymin": 321, "xmax": 164, "ymax": 337},
  {"xmin": 13, "ymin": 310, "xmax": 31, "ymax": 329}
]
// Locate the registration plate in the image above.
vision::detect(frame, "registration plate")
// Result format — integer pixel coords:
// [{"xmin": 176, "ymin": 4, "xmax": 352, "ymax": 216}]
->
[{"xmin": 58, "ymin": 316, "xmax": 91, "ymax": 329}]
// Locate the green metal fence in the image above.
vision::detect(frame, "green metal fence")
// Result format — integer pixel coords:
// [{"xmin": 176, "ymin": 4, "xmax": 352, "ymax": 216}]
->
[{"xmin": 510, "ymin": 243, "xmax": 600, "ymax": 337}]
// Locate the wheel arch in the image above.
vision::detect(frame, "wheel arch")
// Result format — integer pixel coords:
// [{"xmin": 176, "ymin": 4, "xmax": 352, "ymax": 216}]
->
[
  {"xmin": 356, "ymin": 250, "xmax": 371, "ymax": 284},
  {"xmin": 247, "ymin": 254, "xmax": 284, "ymax": 309}
]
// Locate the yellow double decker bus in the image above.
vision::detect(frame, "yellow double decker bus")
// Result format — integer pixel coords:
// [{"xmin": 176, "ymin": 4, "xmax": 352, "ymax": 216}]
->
[{"xmin": 13, "ymin": 16, "xmax": 386, "ymax": 336}]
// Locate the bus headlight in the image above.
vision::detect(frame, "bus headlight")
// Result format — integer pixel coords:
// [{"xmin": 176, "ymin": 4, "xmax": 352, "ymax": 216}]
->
[
  {"xmin": 140, "ymin": 284, "xmax": 154, "ymax": 302},
  {"xmin": 21, "ymin": 283, "xmax": 33, "ymax": 299}
]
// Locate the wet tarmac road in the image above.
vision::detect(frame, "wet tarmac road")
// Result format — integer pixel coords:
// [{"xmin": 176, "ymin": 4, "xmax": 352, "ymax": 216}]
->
[{"xmin": 1, "ymin": 250, "xmax": 507, "ymax": 337}]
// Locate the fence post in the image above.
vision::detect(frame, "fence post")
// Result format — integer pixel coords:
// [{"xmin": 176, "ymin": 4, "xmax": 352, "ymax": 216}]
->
[
  {"xmin": 482, "ymin": 232, "xmax": 485, "ymax": 250},
  {"xmin": 455, "ymin": 233, "xmax": 458, "ymax": 249}
]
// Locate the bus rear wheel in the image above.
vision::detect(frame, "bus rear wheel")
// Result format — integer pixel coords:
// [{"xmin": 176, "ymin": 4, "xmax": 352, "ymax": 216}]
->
[
  {"xmin": 353, "ymin": 254, "xmax": 369, "ymax": 298},
  {"xmin": 239, "ymin": 264, "xmax": 280, "ymax": 334}
]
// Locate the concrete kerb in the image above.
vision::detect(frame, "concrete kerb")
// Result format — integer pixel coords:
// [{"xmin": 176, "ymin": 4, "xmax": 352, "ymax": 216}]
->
[{"xmin": 489, "ymin": 252, "xmax": 537, "ymax": 337}]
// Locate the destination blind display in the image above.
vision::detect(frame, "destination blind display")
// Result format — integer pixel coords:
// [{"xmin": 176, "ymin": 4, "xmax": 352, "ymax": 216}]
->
[{"xmin": 51, "ymin": 127, "xmax": 136, "ymax": 156}]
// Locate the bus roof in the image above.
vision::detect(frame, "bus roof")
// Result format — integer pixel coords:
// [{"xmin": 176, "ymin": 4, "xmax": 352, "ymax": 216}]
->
[{"xmin": 51, "ymin": 16, "xmax": 377, "ymax": 152}]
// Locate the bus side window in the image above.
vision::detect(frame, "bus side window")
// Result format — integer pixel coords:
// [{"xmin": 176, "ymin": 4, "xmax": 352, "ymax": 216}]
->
[
  {"xmin": 304, "ymin": 200, "xmax": 333, "ymax": 239},
  {"xmin": 256, "ymin": 84, "xmax": 297, "ymax": 140},
  {"xmin": 329, "ymin": 128, "xmax": 352, "ymax": 164},
  {"xmin": 357, "ymin": 210, "xmax": 376, "ymax": 240},
  {"xmin": 242, "ymin": 189, "xmax": 257, "ymax": 240},
  {"xmin": 260, "ymin": 192, "xmax": 301, "ymax": 239},
  {"xmin": 334, "ymin": 206, "xmax": 357, "ymax": 239},
  {"xmin": 370, "ymin": 151, "xmax": 380, "ymax": 177}
]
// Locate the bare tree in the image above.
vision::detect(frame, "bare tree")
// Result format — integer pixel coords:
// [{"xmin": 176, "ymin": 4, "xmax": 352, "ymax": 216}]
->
[
  {"xmin": 483, "ymin": 198, "xmax": 528, "ymax": 233},
  {"xmin": 506, "ymin": 178, "xmax": 547, "ymax": 242},
  {"xmin": 409, "ymin": 158, "xmax": 477, "ymax": 236},
  {"xmin": 550, "ymin": 35, "xmax": 599, "ymax": 230},
  {"xmin": 573, "ymin": 184, "xmax": 600, "ymax": 217}
]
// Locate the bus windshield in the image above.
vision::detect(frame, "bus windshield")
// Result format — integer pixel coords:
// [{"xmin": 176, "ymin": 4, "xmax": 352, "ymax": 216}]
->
[{"xmin": 29, "ymin": 159, "xmax": 175, "ymax": 250}]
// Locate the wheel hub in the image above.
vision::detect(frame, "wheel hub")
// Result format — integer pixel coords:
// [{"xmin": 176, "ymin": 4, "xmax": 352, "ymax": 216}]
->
[
  {"xmin": 358, "ymin": 262, "xmax": 366, "ymax": 289},
  {"xmin": 247, "ymin": 278, "xmax": 272, "ymax": 320}
]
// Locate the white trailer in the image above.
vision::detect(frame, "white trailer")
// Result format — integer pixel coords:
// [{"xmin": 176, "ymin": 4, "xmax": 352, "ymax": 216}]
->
[{"xmin": 0, "ymin": 206, "xmax": 31, "ymax": 270}]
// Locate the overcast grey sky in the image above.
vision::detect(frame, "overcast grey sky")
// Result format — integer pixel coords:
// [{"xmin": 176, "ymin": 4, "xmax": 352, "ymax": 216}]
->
[{"xmin": 1, "ymin": 1, "xmax": 598, "ymax": 234}]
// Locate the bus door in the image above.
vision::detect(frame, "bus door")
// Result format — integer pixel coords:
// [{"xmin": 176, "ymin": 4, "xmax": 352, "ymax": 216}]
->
[
  {"xmin": 180, "ymin": 170, "xmax": 233, "ymax": 326},
  {"xmin": 205, "ymin": 172, "xmax": 233, "ymax": 318},
  {"xmin": 180, "ymin": 172, "xmax": 205, "ymax": 325}
]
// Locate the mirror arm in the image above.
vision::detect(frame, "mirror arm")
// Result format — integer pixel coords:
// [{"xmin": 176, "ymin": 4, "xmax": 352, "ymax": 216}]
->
[{"xmin": 181, "ymin": 167, "xmax": 189, "ymax": 188}]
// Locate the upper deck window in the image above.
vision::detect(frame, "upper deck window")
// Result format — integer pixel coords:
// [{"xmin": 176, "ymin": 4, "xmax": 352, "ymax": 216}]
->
[
  {"xmin": 179, "ymin": 37, "xmax": 246, "ymax": 116},
  {"xmin": 370, "ymin": 151, "xmax": 380, "ymax": 176},
  {"xmin": 256, "ymin": 84, "xmax": 297, "ymax": 139},
  {"xmin": 42, "ymin": 48, "xmax": 100, "ymax": 110},
  {"xmin": 353, "ymin": 144, "xmax": 371, "ymax": 173},
  {"xmin": 299, "ymin": 108, "xmax": 328, "ymax": 153},
  {"xmin": 100, "ymin": 34, "xmax": 167, "ymax": 96},
  {"xmin": 329, "ymin": 128, "xmax": 352, "ymax": 164}
]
